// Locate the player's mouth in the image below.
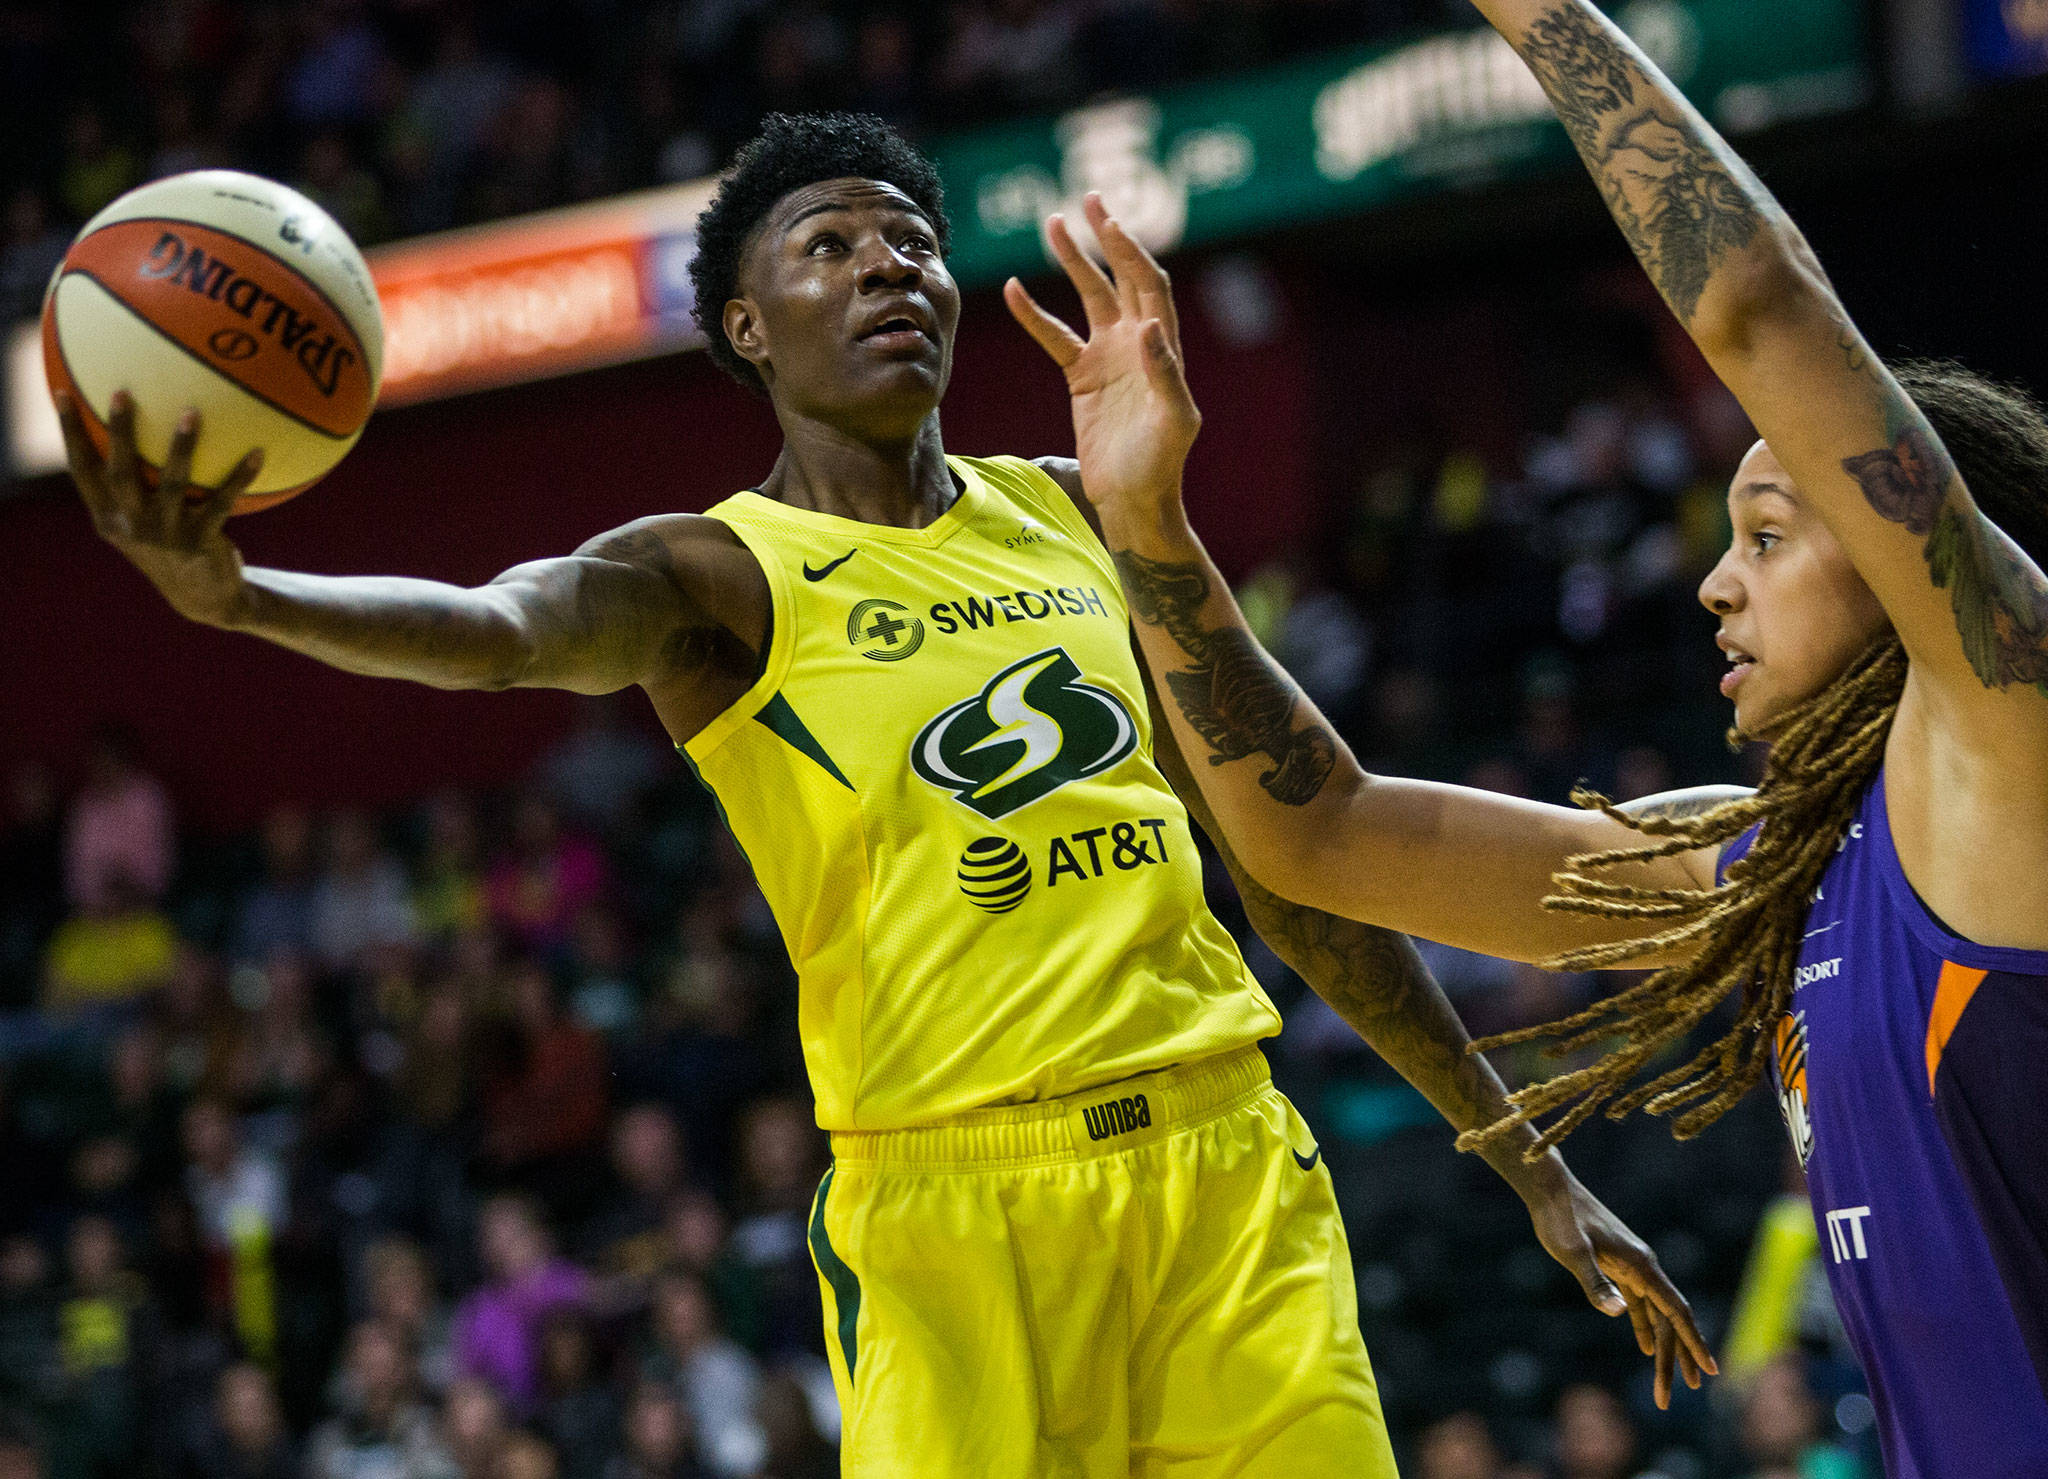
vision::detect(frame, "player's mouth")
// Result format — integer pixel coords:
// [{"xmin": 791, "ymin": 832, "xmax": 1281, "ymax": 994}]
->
[
  {"xmin": 853, "ymin": 301, "xmax": 936, "ymax": 354},
  {"xmin": 1717, "ymin": 633, "xmax": 1756, "ymax": 698}
]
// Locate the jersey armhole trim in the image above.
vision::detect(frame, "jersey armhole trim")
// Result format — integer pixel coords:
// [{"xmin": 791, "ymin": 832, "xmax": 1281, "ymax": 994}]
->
[{"xmin": 683, "ymin": 512, "xmax": 797, "ymax": 764}]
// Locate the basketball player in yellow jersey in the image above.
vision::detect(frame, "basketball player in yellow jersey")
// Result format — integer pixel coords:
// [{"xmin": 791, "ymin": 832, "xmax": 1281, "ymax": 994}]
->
[{"xmin": 60, "ymin": 113, "xmax": 1709, "ymax": 1472}]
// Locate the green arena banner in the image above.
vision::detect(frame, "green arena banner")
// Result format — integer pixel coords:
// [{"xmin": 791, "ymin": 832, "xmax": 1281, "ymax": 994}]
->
[{"xmin": 928, "ymin": 0, "xmax": 1869, "ymax": 286}]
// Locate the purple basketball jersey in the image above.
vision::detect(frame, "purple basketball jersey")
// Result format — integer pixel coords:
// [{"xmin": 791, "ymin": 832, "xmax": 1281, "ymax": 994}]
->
[{"xmin": 1722, "ymin": 773, "xmax": 2048, "ymax": 1478}]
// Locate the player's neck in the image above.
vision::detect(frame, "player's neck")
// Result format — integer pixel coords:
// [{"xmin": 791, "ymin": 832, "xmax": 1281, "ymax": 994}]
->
[{"xmin": 762, "ymin": 411, "xmax": 959, "ymax": 529}]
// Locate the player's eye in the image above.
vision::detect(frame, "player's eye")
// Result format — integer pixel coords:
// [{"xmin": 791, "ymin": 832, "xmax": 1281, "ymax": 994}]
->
[
  {"xmin": 806, "ymin": 232, "xmax": 845, "ymax": 255},
  {"xmin": 900, "ymin": 231, "xmax": 933, "ymax": 253},
  {"xmin": 1752, "ymin": 530, "xmax": 1780, "ymax": 555}
]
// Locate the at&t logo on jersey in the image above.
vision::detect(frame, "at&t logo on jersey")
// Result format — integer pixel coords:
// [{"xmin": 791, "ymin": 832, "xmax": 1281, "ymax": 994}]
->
[
  {"xmin": 956, "ymin": 837, "xmax": 1033, "ymax": 913},
  {"xmin": 913, "ymin": 648, "xmax": 1137, "ymax": 819}
]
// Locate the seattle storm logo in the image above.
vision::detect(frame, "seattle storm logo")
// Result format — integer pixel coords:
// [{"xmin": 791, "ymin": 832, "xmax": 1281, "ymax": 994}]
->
[{"xmin": 912, "ymin": 648, "xmax": 1137, "ymax": 819}]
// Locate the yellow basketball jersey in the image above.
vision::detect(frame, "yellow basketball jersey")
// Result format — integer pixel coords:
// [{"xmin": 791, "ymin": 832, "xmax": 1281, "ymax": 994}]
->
[{"xmin": 685, "ymin": 454, "xmax": 1280, "ymax": 1131}]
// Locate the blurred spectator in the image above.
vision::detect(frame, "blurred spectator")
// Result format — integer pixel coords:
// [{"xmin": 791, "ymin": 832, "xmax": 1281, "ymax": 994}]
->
[
  {"xmin": 362, "ymin": 1238, "xmax": 456, "ymax": 1398},
  {"xmin": 304, "ymin": 1319, "xmax": 453, "ymax": 1479},
  {"xmin": 223, "ymin": 952, "xmax": 329, "ymax": 1139},
  {"xmin": 565, "ymin": 907, "xmax": 638, "ymax": 1040},
  {"xmin": 1551, "ymin": 1384, "xmax": 1639, "ymax": 1479},
  {"xmin": 41, "ymin": 874, "xmax": 178, "ymax": 1011},
  {"xmin": 411, "ymin": 794, "xmax": 486, "ymax": 945},
  {"xmin": 182, "ymin": 1100, "xmax": 286, "ymax": 1363},
  {"xmin": 580, "ymin": 1106, "xmax": 689, "ymax": 1277},
  {"xmin": 751, "ymin": 1369, "xmax": 834, "ymax": 1479},
  {"xmin": 726, "ymin": 1100, "xmax": 823, "ymax": 1358},
  {"xmin": 310, "ymin": 813, "xmax": 418, "ymax": 972},
  {"xmin": 436, "ymin": 1379, "xmax": 509, "ymax": 1479},
  {"xmin": 1, "ymin": 188, "xmax": 70, "ymax": 335},
  {"xmin": 637, "ymin": 1271, "xmax": 762, "ymax": 1479},
  {"xmin": 1415, "ymin": 1411, "xmax": 1506, "ymax": 1479},
  {"xmin": 492, "ymin": 1434, "xmax": 558, "ymax": 1479},
  {"xmin": 186, "ymin": 1363, "xmax": 295, "ymax": 1479},
  {"xmin": 653, "ymin": 1193, "xmax": 764, "ymax": 1355},
  {"xmin": 935, "ymin": 0, "xmax": 1082, "ymax": 118},
  {"xmin": 64, "ymin": 723, "xmax": 173, "ymax": 915},
  {"xmin": 452, "ymin": 1196, "xmax": 590, "ymax": 1417},
  {"xmin": 534, "ymin": 1314, "xmax": 617, "ymax": 1479},
  {"xmin": 57, "ymin": 106, "xmax": 139, "ymax": 223},
  {"xmin": 0, "ymin": 1235, "xmax": 61, "ymax": 1446},
  {"xmin": 535, "ymin": 699, "xmax": 664, "ymax": 842},
  {"xmin": 294, "ymin": 132, "xmax": 391, "ymax": 246},
  {"xmin": 486, "ymin": 799, "xmax": 608, "ymax": 960},
  {"xmin": 1736, "ymin": 1357, "xmax": 1864, "ymax": 1479},
  {"xmin": 478, "ymin": 961, "xmax": 608, "ymax": 1185},
  {"xmin": 53, "ymin": 1215, "xmax": 157, "ymax": 1479},
  {"xmin": 606, "ymin": 1381, "xmax": 704, "ymax": 1479},
  {"xmin": 283, "ymin": 0, "xmax": 386, "ymax": 129},
  {"xmin": 231, "ymin": 806, "xmax": 318, "ymax": 966}
]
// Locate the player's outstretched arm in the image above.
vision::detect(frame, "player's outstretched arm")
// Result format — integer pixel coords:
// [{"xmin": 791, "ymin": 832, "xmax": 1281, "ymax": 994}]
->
[
  {"xmin": 1469, "ymin": 0, "xmax": 2048, "ymax": 756},
  {"xmin": 1146, "ymin": 691, "xmax": 1712, "ymax": 1405},
  {"xmin": 1009, "ymin": 197, "xmax": 1711, "ymax": 963},
  {"xmin": 60, "ymin": 390, "xmax": 738, "ymax": 696}
]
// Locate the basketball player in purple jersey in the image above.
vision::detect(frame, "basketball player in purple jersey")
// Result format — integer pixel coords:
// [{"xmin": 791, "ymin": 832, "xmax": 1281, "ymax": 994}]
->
[{"xmin": 1006, "ymin": 2, "xmax": 2048, "ymax": 1473}]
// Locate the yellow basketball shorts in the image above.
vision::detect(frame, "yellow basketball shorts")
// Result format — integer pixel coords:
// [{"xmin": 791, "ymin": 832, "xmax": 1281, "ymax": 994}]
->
[{"xmin": 806, "ymin": 1046, "xmax": 1398, "ymax": 1477}]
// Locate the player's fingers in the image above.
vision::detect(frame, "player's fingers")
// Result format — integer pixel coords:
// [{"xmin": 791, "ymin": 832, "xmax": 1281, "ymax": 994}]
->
[
  {"xmin": 1557, "ymin": 1231, "xmax": 1629, "ymax": 1318},
  {"xmin": 161, "ymin": 409, "xmax": 199, "ymax": 497},
  {"xmin": 1653, "ymin": 1311, "xmax": 1676, "ymax": 1410},
  {"xmin": 197, "ymin": 448, "xmax": 264, "ymax": 532},
  {"xmin": 105, "ymin": 390, "xmax": 143, "ymax": 505},
  {"xmin": 1004, "ymin": 278, "xmax": 1084, "ymax": 369},
  {"xmin": 1087, "ymin": 194, "xmax": 1180, "ymax": 347},
  {"xmin": 1604, "ymin": 1248, "xmax": 1716, "ymax": 1377},
  {"xmin": 1624, "ymin": 1292, "xmax": 1655, "ymax": 1358},
  {"xmin": 1139, "ymin": 321, "xmax": 1198, "ymax": 420},
  {"xmin": 1679, "ymin": 1340, "xmax": 1703, "ymax": 1391},
  {"xmin": 53, "ymin": 392, "xmax": 114, "ymax": 519},
  {"xmin": 1045, "ymin": 214, "xmax": 1119, "ymax": 331}
]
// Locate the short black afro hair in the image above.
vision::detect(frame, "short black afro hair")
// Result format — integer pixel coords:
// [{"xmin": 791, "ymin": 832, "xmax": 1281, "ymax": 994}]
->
[{"xmin": 690, "ymin": 112, "xmax": 951, "ymax": 393}]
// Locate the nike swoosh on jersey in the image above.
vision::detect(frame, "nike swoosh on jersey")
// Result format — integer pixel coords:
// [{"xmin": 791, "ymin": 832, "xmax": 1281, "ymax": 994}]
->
[
  {"xmin": 804, "ymin": 550, "xmax": 858, "ymax": 582},
  {"xmin": 1293, "ymin": 1145, "xmax": 1321, "ymax": 1172}
]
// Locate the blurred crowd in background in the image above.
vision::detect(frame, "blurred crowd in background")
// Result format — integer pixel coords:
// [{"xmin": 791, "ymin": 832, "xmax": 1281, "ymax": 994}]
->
[
  {"xmin": 0, "ymin": 0, "xmax": 1479, "ymax": 321},
  {"xmin": 0, "ymin": 363, "xmax": 1883, "ymax": 1478}
]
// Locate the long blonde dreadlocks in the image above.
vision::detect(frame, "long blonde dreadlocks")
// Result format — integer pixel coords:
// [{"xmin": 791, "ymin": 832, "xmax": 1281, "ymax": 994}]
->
[
  {"xmin": 1458, "ymin": 637, "xmax": 1908, "ymax": 1161},
  {"xmin": 1456, "ymin": 358, "xmax": 2048, "ymax": 1162}
]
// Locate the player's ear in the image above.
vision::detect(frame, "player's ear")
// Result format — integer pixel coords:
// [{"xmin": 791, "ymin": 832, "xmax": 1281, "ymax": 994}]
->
[{"xmin": 724, "ymin": 298, "xmax": 770, "ymax": 377}]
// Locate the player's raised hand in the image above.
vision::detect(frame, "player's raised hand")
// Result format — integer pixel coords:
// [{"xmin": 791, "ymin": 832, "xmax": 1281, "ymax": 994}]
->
[
  {"xmin": 1524, "ymin": 1169, "xmax": 1716, "ymax": 1409},
  {"xmin": 1005, "ymin": 193, "xmax": 1199, "ymax": 524},
  {"xmin": 57, "ymin": 389, "xmax": 263, "ymax": 627}
]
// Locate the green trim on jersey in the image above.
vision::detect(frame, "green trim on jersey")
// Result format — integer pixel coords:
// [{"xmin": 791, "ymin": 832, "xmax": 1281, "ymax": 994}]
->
[
  {"xmin": 754, "ymin": 692, "xmax": 854, "ymax": 790},
  {"xmin": 808, "ymin": 1165, "xmax": 862, "ymax": 1376}
]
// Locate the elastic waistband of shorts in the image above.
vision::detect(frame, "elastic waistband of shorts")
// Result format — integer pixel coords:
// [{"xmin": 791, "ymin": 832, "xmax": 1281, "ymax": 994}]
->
[{"xmin": 828, "ymin": 1045, "xmax": 1272, "ymax": 1169}]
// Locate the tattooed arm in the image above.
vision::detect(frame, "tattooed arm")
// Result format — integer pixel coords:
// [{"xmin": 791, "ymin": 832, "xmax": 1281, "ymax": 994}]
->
[
  {"xmin": 1472, "ymin": 0, "xmax": 2048, "ymax": 735},
  {"xmin": 58, "ymin": 393, "xmax": 762, "ymax": 700}
]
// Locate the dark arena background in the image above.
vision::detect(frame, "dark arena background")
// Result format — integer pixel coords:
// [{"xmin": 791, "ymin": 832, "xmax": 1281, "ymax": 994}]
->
[{"xmin": 2, "ymin": 3, "xmax": 2045, "ymax": 1477}]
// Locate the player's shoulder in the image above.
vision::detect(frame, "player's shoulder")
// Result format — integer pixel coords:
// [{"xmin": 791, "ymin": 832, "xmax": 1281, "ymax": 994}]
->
[{"xmin": 573, "ymin": 512, "xmax": 750, "ymax": 572}]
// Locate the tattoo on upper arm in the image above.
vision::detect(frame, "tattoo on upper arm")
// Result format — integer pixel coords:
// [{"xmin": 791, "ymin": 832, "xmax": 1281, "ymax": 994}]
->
[
  {"xmin": 1841, "ymin": 396, "xmax": 2048, "ymax": 697},
  {"xmin": 1617, "ymin": 788, "xmax": 1751, "ymax": 824},
  {"xmin": 1519, "ymin": 4, "xmax": 1765, "ymax": 325},
  {"xmin": 1115, "ymin": 549, "xmax": 1336, "ymax": 806},
  {"xmin": 1840, "ymin": 424, "xmax": 1951, "ymax": 536}
]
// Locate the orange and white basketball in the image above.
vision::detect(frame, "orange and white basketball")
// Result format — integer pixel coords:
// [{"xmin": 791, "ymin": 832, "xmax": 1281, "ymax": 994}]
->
[{"xmin": 41, "ymin": 170, "xmax": 384, "ymax": 513}]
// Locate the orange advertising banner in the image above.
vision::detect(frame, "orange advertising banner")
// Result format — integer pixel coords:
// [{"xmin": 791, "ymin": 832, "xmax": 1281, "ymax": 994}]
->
[{"xmin": 367, "ymin": 180, "xmax": 716, "ymax": 406}]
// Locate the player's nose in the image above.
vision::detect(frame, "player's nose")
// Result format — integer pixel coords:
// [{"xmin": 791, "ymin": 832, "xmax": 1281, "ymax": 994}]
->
[
  {"xmin": 1698, "ymin": 546, "xmax": 1743, "ymax": 615},
  {"xmin": 857, "ymin": 241, "xmax": 923, "ymax": 293}
]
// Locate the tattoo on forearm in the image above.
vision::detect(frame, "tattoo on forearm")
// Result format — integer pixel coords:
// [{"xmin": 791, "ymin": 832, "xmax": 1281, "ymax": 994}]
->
[
  {"xmin": 1842, "ymin": 398, "xmax": 2048, "ymax": 697},
  {"xmin": 1518, "ymin": 4, "xmax": 1765, "ymax": 325},
  {"xmin": 1151, "ymin": 719, "xmax": 1520, "ymax": 1143},
  {"xmin": 1115, "ymin": 548, "xmax": 1337, "ymax": 806}
]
